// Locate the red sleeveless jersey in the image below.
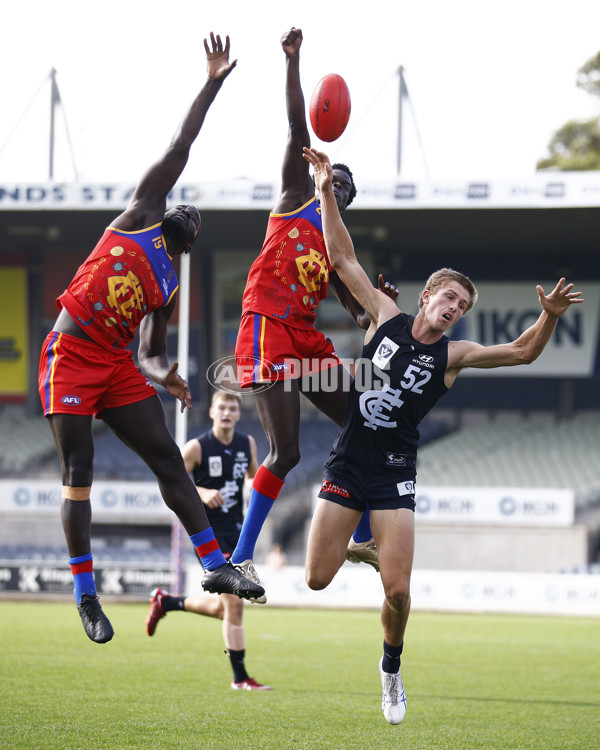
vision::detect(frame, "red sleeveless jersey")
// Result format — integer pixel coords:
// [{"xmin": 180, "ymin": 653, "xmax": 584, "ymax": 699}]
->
[
  {"xmin": 58, "ymin": 223, "xmax": 178, "ymax": 351},
  {"xmin": 241, "ymin": 197, "xmax": 330, "ymax": 329}
]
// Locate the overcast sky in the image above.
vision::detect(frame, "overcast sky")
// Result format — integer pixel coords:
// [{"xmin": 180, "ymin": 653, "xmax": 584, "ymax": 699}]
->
[{"xmin": 2, "ymin": 0, "xmax": 600, "ymax": 186}]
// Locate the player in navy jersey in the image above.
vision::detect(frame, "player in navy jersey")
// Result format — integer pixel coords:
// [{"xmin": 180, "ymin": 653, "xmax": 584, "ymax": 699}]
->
[
  {"xmin": 303, "ymin": 146, "xmax": 584, "ymax": 725},
  {"xmin": 37, "ymin": 33, "xmax": 263, "ymax": 645},
  {"xmin": 145, "ymin": 391, "xmax": 272, "ymax": 690}
]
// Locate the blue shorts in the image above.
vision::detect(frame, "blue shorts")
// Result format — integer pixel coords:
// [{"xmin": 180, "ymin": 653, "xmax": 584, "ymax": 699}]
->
[{"xmin": 318, "ymin": 462, "xmax": 416, "ymax": 512}]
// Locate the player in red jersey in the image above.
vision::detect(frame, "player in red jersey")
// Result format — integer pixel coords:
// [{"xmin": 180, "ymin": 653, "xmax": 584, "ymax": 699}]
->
[
  {"xmin": 38, "ymin": 33, "xmax": 264, "ymax": 645},
  {"xmin": 231, "ymin": 28, "xmax": 384, "ymax": 596}
]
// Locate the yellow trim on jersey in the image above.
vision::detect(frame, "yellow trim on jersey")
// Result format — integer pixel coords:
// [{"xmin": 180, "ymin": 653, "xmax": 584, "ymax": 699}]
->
[
  {"xmin": 105, "ymin": 222, "xmax": 164, "ymax": 234},
  {"xmin": 270, "ymin": 195, "xmax": 317, "ymax": 219}
]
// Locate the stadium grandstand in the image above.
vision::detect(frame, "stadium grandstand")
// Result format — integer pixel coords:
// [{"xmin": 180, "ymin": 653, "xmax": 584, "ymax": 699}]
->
[{"xmin": 1, "ymin": 173, "xmax": 600, "ymax": 579}]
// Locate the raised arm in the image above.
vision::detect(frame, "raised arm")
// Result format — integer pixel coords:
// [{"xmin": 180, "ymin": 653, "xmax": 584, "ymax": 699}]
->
[
  {"xmin": 113, "ymin": 33, "xmax": 236, "ymax": 231},
  {"xmin": 447, "ymin": 279, "xmax": 584, "ymax": 377},
  {"xmin": 303, "ymin": 147, "xmax": 398, "ymax": 334},
  {"xmin": 273, "ymin": 28, "xmax": 314, "ymax": 214},
  {"xmin": 138, "ymin": 300, "xmax": 192, "ymax": 413}
]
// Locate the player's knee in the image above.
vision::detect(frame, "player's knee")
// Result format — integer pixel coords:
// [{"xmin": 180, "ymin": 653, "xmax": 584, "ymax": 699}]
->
[
  {"xmin": 268, "ymin": 446, "xmax": 301, "ymax": 476},
  {"xmin": 305, "ymin": 567, "xmax": 332, "ymax": 591},
  {"xmin": 149, "ymin": 450, "xmax": 186, "ymax": 481},
  {"xmin": 384, "ymin": 580, "xmax": 411, "ymax": 613}
]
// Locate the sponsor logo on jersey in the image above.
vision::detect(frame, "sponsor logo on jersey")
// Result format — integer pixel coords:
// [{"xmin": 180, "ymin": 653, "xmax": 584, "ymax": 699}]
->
[
  {"xmin": 386, "ymin": 452, "xmax": 407, "ymax": 467},
  {"xmin": 414, "ymin": 353, "xmax": 436, "ymax": 369},
  {"xmin": 321, "ymin": 480, "xmax": 350, "ymax": 499}
]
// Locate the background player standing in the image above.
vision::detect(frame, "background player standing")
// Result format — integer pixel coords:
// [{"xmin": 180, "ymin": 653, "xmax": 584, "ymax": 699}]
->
[
  {"xmin": 145, "ymin": 391, "xmax": 272, "ymax": 690},
  {"xmin": 37, "ymin": 33, "xmax": 264, "ymax": 645}
]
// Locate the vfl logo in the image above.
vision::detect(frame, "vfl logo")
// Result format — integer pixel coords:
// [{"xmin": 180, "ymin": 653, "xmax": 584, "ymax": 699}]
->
[
  {"xmin": 372, "ymin": 336, "xmax": 399, "ymax": 370},
  {"xmin": 359, "ymin": 386, "xmax": 404, "ymax": 431},
  {"xmin": 61, "ymin": 395, "xmax": 81, "ymax": 405},
  {"xmin": 208, "ymin": 456, "xmax": 223, "ymax": 478}
]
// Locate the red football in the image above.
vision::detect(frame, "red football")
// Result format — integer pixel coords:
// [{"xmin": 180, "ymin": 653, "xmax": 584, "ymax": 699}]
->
[{"xmin": 309, "ymin": 73, "xmax": 351, "ymax": 143}]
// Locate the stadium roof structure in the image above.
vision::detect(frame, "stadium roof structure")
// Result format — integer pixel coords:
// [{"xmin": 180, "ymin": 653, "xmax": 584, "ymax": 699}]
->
[{"xmin": 1, "ymin": 174, "xmax": 600, "ymax": 279}]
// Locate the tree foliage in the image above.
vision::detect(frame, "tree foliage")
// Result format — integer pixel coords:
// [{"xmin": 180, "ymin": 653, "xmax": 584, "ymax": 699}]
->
[{"xmin": 537, "ymin": 52, "xmax": 600, "ymax": 171}]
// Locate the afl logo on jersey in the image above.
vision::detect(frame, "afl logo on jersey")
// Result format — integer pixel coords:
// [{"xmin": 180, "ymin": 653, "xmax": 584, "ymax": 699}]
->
[{"xmin": 61, "ymin": 395, "xmax": 81, "ymax": 405}]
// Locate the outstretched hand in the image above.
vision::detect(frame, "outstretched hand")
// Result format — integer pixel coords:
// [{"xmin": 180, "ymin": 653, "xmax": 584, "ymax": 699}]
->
[
  {"xmin": 303, "ymin": 147, "xmax": 332, "ymax": 192},
  {"xmin": 378, "ymin": 274, "xmax": 399, "ymax": 303},
  {"xmin": 165, "ymin": 361, "xmax": 193, "ymax": 413},
  {"xmin": 281, "ymin": 27, "xmax": 303, "ymax": 56},
  {"xmin": 536, "ymin": 278, "xmax": 583, "ymax": 317},
  {"xmin": 204, "ymin": 32, "xmax": 237, "ymax": 80}
]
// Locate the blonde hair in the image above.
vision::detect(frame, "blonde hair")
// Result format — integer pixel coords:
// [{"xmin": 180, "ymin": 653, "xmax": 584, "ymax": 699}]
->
[
  {"xmin": 210, "ymin": 390, "xmax": 242, "ymax": 408},
  {"xmin": 418, "ymin": 268, "xmax": 478, "ymax": 312}
]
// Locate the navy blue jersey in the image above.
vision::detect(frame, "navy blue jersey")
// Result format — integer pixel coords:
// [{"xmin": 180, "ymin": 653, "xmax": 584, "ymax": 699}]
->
[
  {"xmin": 326, "ymin": 313, "xmax": 449, "ymax": 482},
  {"xmin": 191, "ymin": 430, "xmax": 251, "ymax": 535}
]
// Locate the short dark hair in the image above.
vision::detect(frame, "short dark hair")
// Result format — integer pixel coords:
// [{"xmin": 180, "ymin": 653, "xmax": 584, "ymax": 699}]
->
[{"xmin": 332, "ymin": 162, "xmax": 357, "ymax": 208}]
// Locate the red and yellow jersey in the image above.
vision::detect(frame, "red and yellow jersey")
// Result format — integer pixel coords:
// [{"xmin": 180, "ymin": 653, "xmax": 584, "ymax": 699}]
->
[
  {"xmin": 241, "ymin": 197, "xmax": 330, "ymax": 329},
  {"xmin": 58, "ymin": 223, "xmax": 178, "ymax": 351}
]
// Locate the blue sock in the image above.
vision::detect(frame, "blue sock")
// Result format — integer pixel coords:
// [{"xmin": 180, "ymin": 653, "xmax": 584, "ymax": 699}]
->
[
  {"xmin": 231, "ymin": 465, "xmax": 284, "ymax": 564},
  {"xmin": 69, "ymin": 553, "xmax": 95, "ymax": 603},
  {"xmin": 231, "ymin": 490, "xmax": 274, "ymax": 564},
  {"xmin": 353, "ymin": 509, "xmax": 372, "ymax": 543},
  {"xmin": 190, "ymin": 529, "xmax": 227, "ymax": 571}
]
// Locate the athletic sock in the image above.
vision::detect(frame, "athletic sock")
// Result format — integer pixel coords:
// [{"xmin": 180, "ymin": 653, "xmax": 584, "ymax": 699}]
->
[
  {"xmin": 231, "ymin": 465, "xmax": 284, "ymax": 564},
  {"xmin": 163, "ymin": 595, "xmax": 186, "ymax": 612},
  {"xmin": 352, "ymin": 509, "xmax": 373, "ymax": 543},
  {"xmin": 228, "ymin": 649, "xmax": 249, "ymax": 683},
  {"xmin": 190, "ymin": 529, "xmax": 227, "ymax": 571},
  {"xmin": 382, "ymin": 640, "xmax": 403, "ymax": 674},
  {"xmin": 69, "ymin": 552, "xmax": 95, "ymax": 603}
]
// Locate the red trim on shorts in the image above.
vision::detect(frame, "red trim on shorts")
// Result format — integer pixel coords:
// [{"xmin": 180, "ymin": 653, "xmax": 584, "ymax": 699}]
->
[{"xmin": 320, "ymin": 480, "xmax": 351, "ymax": 499}]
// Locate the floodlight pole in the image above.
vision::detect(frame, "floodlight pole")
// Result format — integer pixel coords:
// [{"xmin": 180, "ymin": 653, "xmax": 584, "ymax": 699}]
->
[
  {"xmin": 48, "ymin": 68, "xmax": 59, "ymax": 180},
  {"xmin": 396, "ymin": 66, "xmax": 405, "ymax": 175}
]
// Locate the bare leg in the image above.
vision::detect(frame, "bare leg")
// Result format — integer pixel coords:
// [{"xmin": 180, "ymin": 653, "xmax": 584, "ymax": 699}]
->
[
  {"xmin": 48, "ymin": 413, "xmax": 95, "ymax": 557},
  {"xmin": 252, "ymin": 379, "xmax": 302, "ymax": 479},
  {"xmin": 305, "ymin": 498, "xmax": 361, "ymax": 590},
  {"xmin": 100, "ymin": 396, "xmax": 211, "ymax": 534},
  {"xmin": 370, "ymin": 508, "xmax": 415, "ymax": 647},
  {"xmin": 301, "ymin": 365, "xmax": 351, "ymax": 426}
]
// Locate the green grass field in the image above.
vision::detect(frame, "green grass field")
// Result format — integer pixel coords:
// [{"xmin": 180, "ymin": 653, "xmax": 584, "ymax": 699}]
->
[{"xmin": 0, "ymin": 600, "xmax": 597, "ymax": 750}]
